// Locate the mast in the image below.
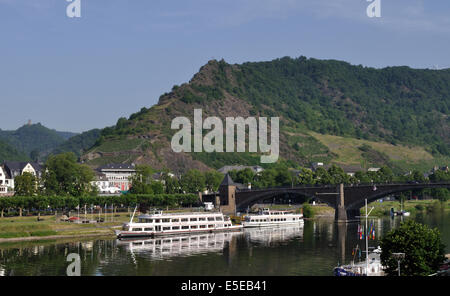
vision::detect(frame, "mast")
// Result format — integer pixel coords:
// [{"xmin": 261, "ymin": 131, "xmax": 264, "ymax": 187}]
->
[{"xmin": 130, "ymin": 205, "xmax": 138, "ymax": 224}]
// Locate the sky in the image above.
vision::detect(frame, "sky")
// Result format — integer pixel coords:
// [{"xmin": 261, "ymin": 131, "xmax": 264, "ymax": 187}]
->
[{"xmin": 0, "ymin": 0, "xmax": 449, "ymax": 133}]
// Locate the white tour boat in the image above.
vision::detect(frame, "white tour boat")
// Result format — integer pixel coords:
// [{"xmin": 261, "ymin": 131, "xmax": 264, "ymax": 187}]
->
[
  {"xmin": 115, "ymin": 210, "xmax": 242, "ymax": 239},
  {"xmin": 242, "ymin": 208, "xmax": 303, "ymax": 228}
]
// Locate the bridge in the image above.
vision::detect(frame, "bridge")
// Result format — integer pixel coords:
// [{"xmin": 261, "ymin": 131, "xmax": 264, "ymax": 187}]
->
[{"xmin": 201, "ymin": 174, "xmax": 450, "ymax": 222}]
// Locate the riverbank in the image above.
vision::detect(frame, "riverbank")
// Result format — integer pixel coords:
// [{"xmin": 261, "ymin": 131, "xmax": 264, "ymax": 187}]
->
[
  {"xmin": 362, "ymin": 199, "xmax": 450, "ymax": 217},
  {"xmin": 301, "ymin": 200, "xmax": 450, "ymax": 219},
  {"xmin": 0, "ymin": 212, "xmax": 129, "ymax": 243}
]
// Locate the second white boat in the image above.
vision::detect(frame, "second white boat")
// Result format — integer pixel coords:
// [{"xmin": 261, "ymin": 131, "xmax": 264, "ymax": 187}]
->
[{"xmin": 242, "ymin": 208, "xmax": 303, "ymax": 228}]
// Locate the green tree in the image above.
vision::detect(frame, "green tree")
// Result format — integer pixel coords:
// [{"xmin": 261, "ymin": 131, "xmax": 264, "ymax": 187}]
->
[
  {"xmin": 327, "ymin": 165, "xmax": 350, "ymax": 184},
  {"xmin": 297, "ymin": 167, "xmax": 315, "ymax": 185},
  {"xmin": 380, "ymin": 220, "xmax": 446, "ymax": 276},
  {"xmin": 129, "ymin": 165, "xmax": 155, "ymax": 194},
  {"xmin": 43, "ymin": 152, "xmax": 95, "ymax": 196},
  {"xmin": 180, "ymin": 169, "xmax": 205, "ymax": 193},
  {"xmin": 14, "ymin": 172, "xmax": 37, "ymax": 196},
  {"xmin": 204, "ymin": 171, "xmax": 224, "ymax": 192}
]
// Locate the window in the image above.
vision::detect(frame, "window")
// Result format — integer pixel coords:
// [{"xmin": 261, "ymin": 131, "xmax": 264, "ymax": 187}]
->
[
  {"xmin": 163, "ymin": 227, "xmax": 171, "ymax": 231},
  {"xmin": 208, "ymin": 225, "xmax": 214, "ymax": 228},
  {"xmin": 208, "ymin": 217, "xmax": 215, "ymax": 221},
  {"xmin": 215, "ymin": 217, "xmax": 223, "ymax": 221},
  {"xmin": 190, "ymin": 218, "xmax": 198, "ymax": 222},
  {"xmin": 200, "ymin": 225, "xmax": 206, "ymax": 229},
  {"xmin": 181, "ymin": 218, "xmax": 188, "ymax": 222},
  {"xmin": 182, "ymin": 226, "xmax": 189, "ymax": 230},
  {"xmin": 133, "ymin": 228, "xmax": 142, "ymax": 232},
  {"xmin": 172, "ymin": 226, "xmax": 180, "ymax": 230},
  {"xmin": 199, "ymin": 217, "xmax": 206, "ymax": 221},
  {"xmin": 144, "ymin": 228, "xmax": 153, "ymax": 231},
  {"xmin": 172, "ymin": 219, "xmax": 179, "ymax": 222},
  {"xmin": 191, "ymin": 225, "xmax": 198, "ymax": 229},
  {"xmin": 162, "ymin": 219, "xmax": 170, "ymax": 223},
  {"xmin": 154, "ymin": 219, "xmax": 160, "ymax": 223}
]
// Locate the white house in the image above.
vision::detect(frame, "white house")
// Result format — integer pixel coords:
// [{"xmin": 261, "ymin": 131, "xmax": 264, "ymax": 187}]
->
[
  {"xmin": 1, "ymin": 162, "xmax": 42, "ymax": 195},
  {"xmin": 0, "ymin": 165, "xmax": 14, "ymax": 196}
]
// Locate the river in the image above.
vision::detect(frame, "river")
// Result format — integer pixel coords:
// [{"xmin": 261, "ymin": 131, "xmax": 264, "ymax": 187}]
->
[{"xmin": 0, "ymin": 211, "xmax": 448, "ymax": 276}]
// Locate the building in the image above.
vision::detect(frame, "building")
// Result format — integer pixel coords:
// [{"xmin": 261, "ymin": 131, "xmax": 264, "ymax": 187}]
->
[
  {"xmin": 0, "ymin": 161, "xmax": 43, "ymax": 195},
  {"xmin": 0, "ymin": 165, "xmax": 14, "ymax": 196},
  {"xmin": 96, "ymin": 163, "xmax": 136, "ymax": 192},
  {"xmin": 91, "ymin": 172, "xmax": 121, "ymax": 194},
  {"xmin": 3, "ymin": 161, "xmax": 42, "ymax": 179},
  {"xmin": 217, "ymin": 165, "xmax": 264, "ymax": 175}
]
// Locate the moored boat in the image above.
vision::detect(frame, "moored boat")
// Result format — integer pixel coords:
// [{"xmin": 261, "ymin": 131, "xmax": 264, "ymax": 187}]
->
[
  {"xmin": 115, "ymin": 210, "xmax": 242, "ymax": 239},
  {"xmin": 242, "ymin": 208, "xmax": 303, "ymax": 228}
]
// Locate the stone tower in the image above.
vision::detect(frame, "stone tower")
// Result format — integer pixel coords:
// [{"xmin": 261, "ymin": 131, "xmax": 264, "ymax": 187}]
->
[{"xmin": 218, "ymin": 173, "xmax": 236, "ymax": 215}]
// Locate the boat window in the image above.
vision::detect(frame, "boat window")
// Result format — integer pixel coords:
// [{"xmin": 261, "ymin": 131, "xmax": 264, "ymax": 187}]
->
[
  {"xmin": 215, "ymin": 216, "xmax": 223, "ymax": 221},
  {"xmin": 172, "ymin": 219, "xmax": 179, "ymax": 222},
  {"xmin": 154, "ymin": 219, "xmax": 160, "ymax": 223},
  {"xmin": 208, "ymin": 225, "xmax": 214, "ymax": 228},
  {"xmin": 182, "ymin": 226, "xmax": 189, "ymax": 229},
  {"xmin": 163, "ymin": 227, "xmax": 171, "ymax": 231},
  {"xmin": 181, "ymin": 218, "xmax": 188, "ymax": 222},
  {"xmin": 191, "ymin": 225, "xmax": 198, "ymax": 229},
  {"xmin": 162, "ymin": 219, "xmax": 170, "ymax": 223},
  {"xmin": 190, "ymin": 218, "xmax": 198, "ymax": 222},
  {"xmin": 144, "ymin": 228, "xmax": 153, "ymax": 231},
  {"xmin": 199, "ymin": 217, "xmax": 206, "ymax": 221},
  {"xmin": 172, "ymin": 226, "xmax": 180, "ymax": 230},
  {"xmin": 200, "ymin": 225, "xmax": 206, "ymax": 228},
  {"xmin": 133, "ymin": 228, "xmax": 142, "ymax": 232}
]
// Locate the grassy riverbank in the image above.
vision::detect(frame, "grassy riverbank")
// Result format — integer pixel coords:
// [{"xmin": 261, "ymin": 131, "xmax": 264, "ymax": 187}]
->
[
  {"xmin": 0, "ymin": 212, "xmax": 134, "ymax": 242},
  {"xmin": 361, "ymin": 199, "xmax": 450, "ymax": 216},
  {"xmin": 302, "ymin": 200, "xmax": 450, "ymax": 219}
]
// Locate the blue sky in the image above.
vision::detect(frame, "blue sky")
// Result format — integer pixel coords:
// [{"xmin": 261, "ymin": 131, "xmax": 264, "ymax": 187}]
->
[{"xmin": 1, "ymin": 0, "xmax": 449, "ymax": 133}]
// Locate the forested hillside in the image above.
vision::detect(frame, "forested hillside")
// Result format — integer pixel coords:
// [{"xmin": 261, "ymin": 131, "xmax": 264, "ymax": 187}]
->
[{"xmin": 45, "ymin": 57, "xmax": 450, "ymax": 172}]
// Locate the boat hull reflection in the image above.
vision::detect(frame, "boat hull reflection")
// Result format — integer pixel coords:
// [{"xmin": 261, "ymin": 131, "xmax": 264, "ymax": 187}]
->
[
  {"xmin": 243, "ymin": 224, "xmax": 304, "ymax": 246},
  {"xmin": 116, "ymin": 232, "xmax": 241, "ymax": 259}
]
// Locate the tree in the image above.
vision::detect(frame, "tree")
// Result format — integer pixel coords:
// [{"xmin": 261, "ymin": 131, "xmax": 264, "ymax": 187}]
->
[
  {"xmin": 14, "ymin": 172, "xmax": 37, "ymax": 196},
  {"xmin": 297, "ymin": 167, "xmax": 315, "ymax": 185},
  {"xmin": 327, "ymin": 165, "xmax": 350, "ymax": 184},
  {"xmin": 43, "ymin": 152, "xmax": 95, "ymax": 196},
  {"xmin": 180, "ymin": 169, "xmax": 205, "ymax": 193},
  {"xmin": 129, "ymin": 165, "xmax": 155, "ymax": 194},
  {"xmin": 204, "ymin": 171, "xmax": 224, "ymax": 192},
  {"xmin": 380, "ymin": 220, "xmax": 446, "ymax": 276}
]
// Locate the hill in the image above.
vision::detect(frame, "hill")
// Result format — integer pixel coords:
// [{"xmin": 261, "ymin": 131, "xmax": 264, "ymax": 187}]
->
[
  {"xmin": 0, "ymin": 123, "xmax": 80, "ymax": 161},
  {"xmin": 76, "ymin": 56, "xmax": 450, "ymax": 172},
  {"xmin": 0, "ymin": 139, "xmax": 30, "ymax": 163},
  {"xmin": 51, "ymin": 129, "xmax": 101, "ymax": 158}
]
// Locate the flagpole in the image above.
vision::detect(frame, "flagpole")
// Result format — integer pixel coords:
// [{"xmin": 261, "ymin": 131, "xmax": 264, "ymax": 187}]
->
[{"xmin": 365, "ymin": 198, "xmax": 369, "ymax": 275}]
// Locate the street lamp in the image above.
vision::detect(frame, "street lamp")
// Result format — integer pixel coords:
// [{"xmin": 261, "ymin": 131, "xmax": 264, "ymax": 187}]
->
[{"xmin": 392, "ymin": 253, "xmax": 405, "ymax": 276}]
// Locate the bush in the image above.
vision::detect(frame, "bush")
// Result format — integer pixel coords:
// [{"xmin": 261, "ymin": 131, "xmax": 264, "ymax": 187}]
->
[
  {"xmin": 415, "ymin": 204, "xmax": 424, "ymax": 211},
  {"xmin": 302, "ymin": 203, "xmax": 313, "ymax": 218}
]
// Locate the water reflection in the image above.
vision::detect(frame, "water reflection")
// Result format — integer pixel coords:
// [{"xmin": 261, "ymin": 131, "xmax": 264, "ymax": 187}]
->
[
  {"xmin": 0, "ymin": 211, "xmax": 448, "ymax": 276},
  {"xmin": 117, "ymin": 232, "xmax": 241, "ymax": 260},
  {"xmin": 243, "ymin": 225, "xmax": 304, "ymax": 246}
]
